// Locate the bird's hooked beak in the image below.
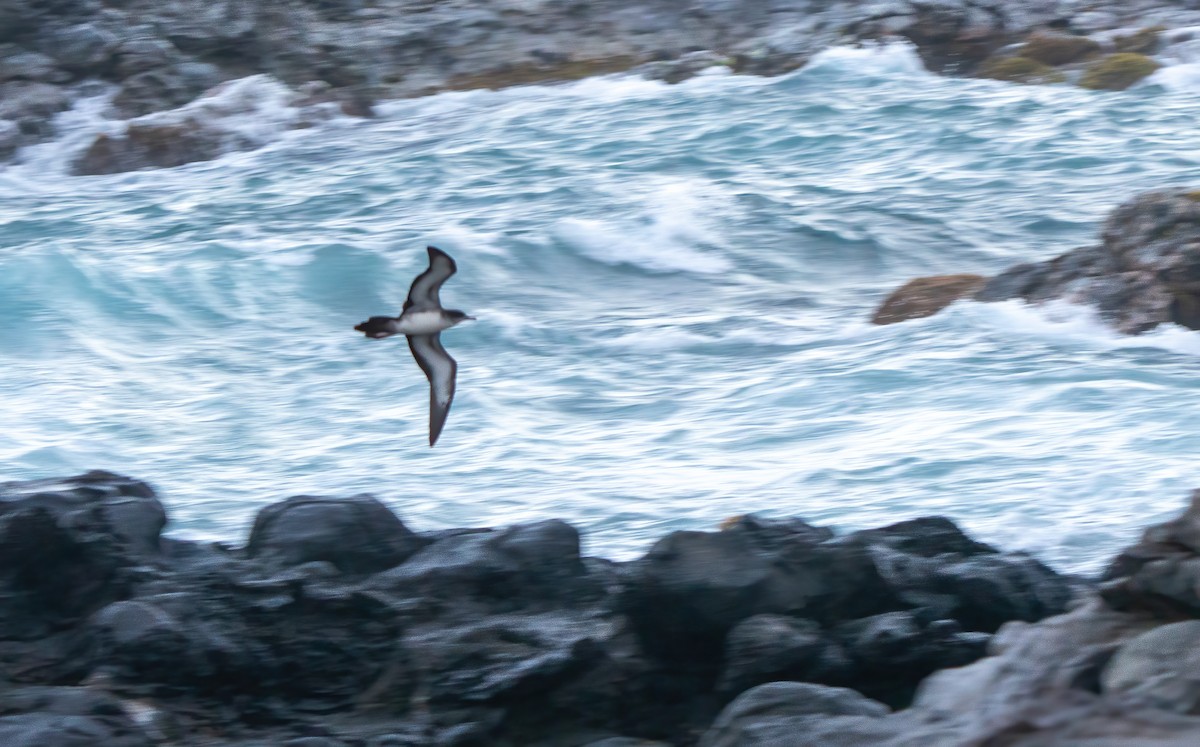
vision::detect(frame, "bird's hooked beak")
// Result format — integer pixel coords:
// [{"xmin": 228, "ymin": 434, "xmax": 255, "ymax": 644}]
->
[{"xmin": 465, "ymin": 316, "xmax": 477, "ymax": 321}]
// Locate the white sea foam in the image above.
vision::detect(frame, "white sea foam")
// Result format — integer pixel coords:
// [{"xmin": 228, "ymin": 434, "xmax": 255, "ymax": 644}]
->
[
  {"xmin": 599, "ymin": 327, "xmax": 715, "ymax": 351},
  {"xmin": 139, "ymin": 74, "xmax": 308, "ymax": 144},
  {"xmin": 424, "ymin": 223, "xmax": 511, "ymax": 257},
  {"xmin": 964, "ymin": 299, "xmax": 1200, "ymax": 357},
  {"xmin": 5, "ymin": 86, "xmax": 121, "ymax": 177},
  {"xmin": 1145, "ymin": 61, "xmax": 1200, "ymax": 93},
  {"xmin": 4, "ymin": 41, "xmax": 1200, "ymax": 577},
  {"xmin": 376, "ymin": 71, "xmax": 674, "ymax": 124},
  {"xmin": 803, "ymin": 40, "xmax": 930, "ymax": 78},
  {"xmin": 553, "ymin": 181, "xmax": 733, "ymax": 274},
  {"xmin": 6, "ymin": 75, "xmax": 344, "ymax": 179}
]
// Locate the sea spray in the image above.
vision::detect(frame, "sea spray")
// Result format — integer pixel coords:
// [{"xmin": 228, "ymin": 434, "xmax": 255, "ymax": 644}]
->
[{"xmin": 3, "ymin": 45, "xmax": 1200, "ymax": 573}]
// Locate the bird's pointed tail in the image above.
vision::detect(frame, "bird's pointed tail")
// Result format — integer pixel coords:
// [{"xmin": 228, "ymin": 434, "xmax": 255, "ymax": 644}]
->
[{"xmin": 355, "ymin": 317, "xmax": 398, "ymax": 339}]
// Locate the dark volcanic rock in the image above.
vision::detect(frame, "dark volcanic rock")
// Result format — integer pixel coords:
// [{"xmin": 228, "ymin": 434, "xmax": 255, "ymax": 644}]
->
[
  {"xmin": 375, "ymin": 519, "xmax": 594, "ymax": 607},
  {"xmin": 405, "ymin": 611, "xmax": 609, "ymax": 707},
  {"xmin": 1101, "ymin": 488, "xmax": 1200, "ymax": 616},
  {"xmin": 112, "ymin": 68, "xmax": 209, "ymax": 119},
  {"xmin": 0, "ymin": 471, "xmax": 1092, "ymax": 745},
  {"xmin": 0, "ymin": 469, "xmax": 165, "ymax": 558},
  {"xmin": 717, "ymin": 614, "xmax": 849, "ymax": 696},
  {"xmin": 876, "ymin": 494, "xmax": 1200, "ymax": 745},
  {"xmin": 247, "ymin": 494, "xmax": 425, "ymax": 574},
  {"xmin": 90, "ymin": 579, "xmax": 405, "ymax": 708},
  {"xmin": 0, "ymin": 0, "xmax": 1184, "ymax": 168},
  {"xmin": 0, "ymin": 471, "xmax": 164, "ymax": 644},
  {"xmin": 0, "ymin": 686, "xmax": 153, "ymax": 747},
  {"xmin": 0, "ymin": 80, "xmax": 70, "ymax": 139},
  {"xmin": 618, "ymin": 525, "xmax": 893, "ymax": 667},
  {"xmin": 0, "ymin": 48, "xmax": 68, "ymax": 83},
  {"xmin": 983, "ymin": 189, "xmax": 1200, "ymax": 333},
  {"xmin": 113, "ymin": 37, "xmax": 181, "ymax": 79},
  {"xmin": 44, "ymin": 23, "xmax": 118, "ymax": 74},
  {"xmin": 851, "ymin": 516, "xmax": 1073, "ymax": 633},
  {"xmin": 700, "ymin": 681, "xmax": 892, "ymax": 747},
  {"xmin": 834, "ymin": 611, "xmax": 988, "ymax": 707},
  {"xmin": 620, "ymin": 510, "xmax": 1071, "ymax": 700}
]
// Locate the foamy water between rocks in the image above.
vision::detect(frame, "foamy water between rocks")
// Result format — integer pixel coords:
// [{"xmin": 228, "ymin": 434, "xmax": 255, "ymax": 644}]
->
[{"xmin": 3, "ymin": 44, "xmax": 1200, "ymax": 573}]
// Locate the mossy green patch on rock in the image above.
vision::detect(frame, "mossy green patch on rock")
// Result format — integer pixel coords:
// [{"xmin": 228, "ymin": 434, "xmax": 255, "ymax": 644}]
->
[
  {"xmin": 1020, "ymin": 32, "xmax": 1100, "ymax": 66},
  {"xmin": 1079, "ymin": 53, "xmax": 1161, "ymax": 91},
  {"xmin": 978, "ymin": 56, "xmax": 1067, "ymax": 85},
  {"xmin": 1186, "ymin": 190, "xmax": 1200, "ymax": 202}
]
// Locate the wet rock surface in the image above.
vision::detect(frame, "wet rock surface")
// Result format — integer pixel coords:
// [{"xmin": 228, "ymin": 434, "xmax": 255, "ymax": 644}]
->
[
  {"xmin": 0, "ymin": 471, "xmax": 1082, "ymax": 745},
  {"xmin": 7, "ymin": 469, "xmax": 1200, "ymax": 745},
  {"xmin": 9, "ymin": 471, "xmax": 1200, "ymax": 744},
  {"xmin": 0, "ymin": 0, "xmax": 1195, "ymax": 169},
  {"xmin": 875, "ymin": 188, "xmax": 1200, "ymax": 335},
  {"xmin": 690, "ymin": 490, "xmax": 1200, "ymax": 746}
]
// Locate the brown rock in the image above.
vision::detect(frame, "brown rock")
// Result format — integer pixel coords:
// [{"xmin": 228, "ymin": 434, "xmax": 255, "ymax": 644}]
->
[
  {"xmin": 978, "ymin": 56, "xmax": 1067, "ymax": 85},
  {"xmin": 870, "ymin": 274, "xmax": 988, "ymax": 325},
  {"xmin": 1020, "ymin": 32, "xmax": 1101, "ymax": 66},
  {"xmin": 72, "ymin": 121, "xmax": 239, "ymax": 175},
  {"xmin": 1114, "ymin": 27, "xmax": 1164, "ymax": 55}
]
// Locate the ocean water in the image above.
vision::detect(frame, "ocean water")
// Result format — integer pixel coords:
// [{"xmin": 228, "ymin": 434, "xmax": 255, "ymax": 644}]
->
[{"xmin": 3, "ymin": 44, "xmax": 1200, "ymax": 574}]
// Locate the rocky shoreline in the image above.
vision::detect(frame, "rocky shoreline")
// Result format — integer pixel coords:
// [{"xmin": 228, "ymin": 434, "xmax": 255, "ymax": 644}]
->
[
  {"xmin": 873, "ymin": 187, "xmax": 1200, "ymax": 334},
  {"xmin": 4, "ymin": 469, "xmax": 1200, "ymax": 746},
  {"xmin": 2, "ymin": 0, "xmax": 1199, "ymax": 174}
]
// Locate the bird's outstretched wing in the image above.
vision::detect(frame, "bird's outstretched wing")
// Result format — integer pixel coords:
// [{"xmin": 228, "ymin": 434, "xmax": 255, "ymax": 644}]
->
[
  {"xmin": 407, "ymin": 333, "xmax": 457, "ymax": 446},
  {"xmin": 403, "ymin": 246, "xmax": 457, "ymax": 312}
]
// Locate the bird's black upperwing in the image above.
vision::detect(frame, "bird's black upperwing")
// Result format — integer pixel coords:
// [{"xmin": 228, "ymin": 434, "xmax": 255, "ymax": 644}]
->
[
  {"xmin": 403, "ymin": 246, "xmax": 457, "ymax": 312},
  {"xmin": 407, "ymin": 332, "xmax": 458, "ymax": 447}
]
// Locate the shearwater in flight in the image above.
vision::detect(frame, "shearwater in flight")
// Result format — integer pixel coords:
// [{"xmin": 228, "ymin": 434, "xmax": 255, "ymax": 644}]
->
[{"xmin": 355, "ymin": 246, "xmax": 474, "ymax": 446}]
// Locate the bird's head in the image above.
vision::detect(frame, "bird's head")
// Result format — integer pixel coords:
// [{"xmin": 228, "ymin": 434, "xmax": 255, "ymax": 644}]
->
[{"xmin": 446, "ymin": 309, "xmax": 476, "ymax": 326}]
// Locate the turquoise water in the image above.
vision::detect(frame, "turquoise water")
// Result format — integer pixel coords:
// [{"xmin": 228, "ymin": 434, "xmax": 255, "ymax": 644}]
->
[{"xmin": 3, "ymin": 45, "xmax": 1200, "ymax": 573}]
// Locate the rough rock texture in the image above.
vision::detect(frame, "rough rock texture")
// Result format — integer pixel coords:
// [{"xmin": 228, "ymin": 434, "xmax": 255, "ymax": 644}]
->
[
  {"xmin": 1102, "ymin": 621, "xmax": 1200, "ymax": 713},
  {"xmin": 977, "ymin": 189, "xmax": 1200, "ymax": 334},
  {"xmin": 9, "ymin": 472, "xmax": 1200, "ymax": 744},
  {"xmin": 246, "ymin": 493, "xmax": 425, "ymax": 574},
  {"xmin": 1100, "ymin": 488, "xmax": 1200, "ymax": 615},
  {"xmin": 0, "ymin": 686, "xmax": 155, "ymax": 747},
  {"xmin": 700, "ymin": 682, "xmax": 893, "ymax": 747},
  {"xmin": 0, "ymin": 0, "xmax": 1194, "ymax": 168},
  {"xmin": 0, "ymin": 471, "xmax": 1078, "ymax": 746},
  {"xmin": 691, "ymin": 490, "xmax": 1200, "ymax": 745},
  {"xmin": 885, "ymin": 493, "xmax": 1200, "ymax": 746},
  {"xmin": 878, "ymin": 189, "xmax": 1200, "ymax": 335}
]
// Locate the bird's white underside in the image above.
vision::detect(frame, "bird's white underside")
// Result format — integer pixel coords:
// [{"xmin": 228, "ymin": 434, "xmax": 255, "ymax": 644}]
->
[{"xmin": 393, "ymin": 310, "xmax": 453, "ymax": 335}]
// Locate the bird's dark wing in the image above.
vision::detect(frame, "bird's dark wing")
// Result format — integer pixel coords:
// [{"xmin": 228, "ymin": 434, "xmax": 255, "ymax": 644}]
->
[
  {"xmin": 402, "ymin": 246, "xmax": 457, "ymax": 312},
  {"xmin": 407, "ymin": 333, "xmax": 457, "ymax": 447}
]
